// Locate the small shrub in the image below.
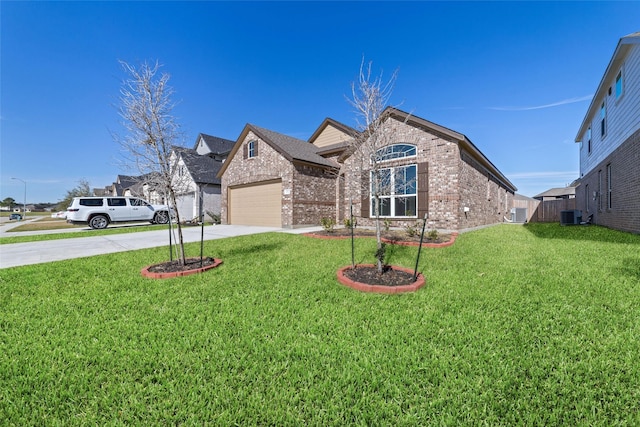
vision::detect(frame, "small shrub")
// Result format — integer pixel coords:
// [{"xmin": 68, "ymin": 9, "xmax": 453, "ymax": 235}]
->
[
  {"xmin": 383, "ymin": 218, "xmax": 391, "ymax": 232},
  {"xmin": 405, "ymin": 223, "xmax": 418, "ymax": 238},
  {"xmin": 427, "ymin": 229, "xmax": 439, "ymax": 241},
  {"xmin": 321, "ymin": 217, "xmax": 336, "ymax": 232},
  {"xmin": 343, "ymin": 217, "xmax": 357, "ymax": 229}
]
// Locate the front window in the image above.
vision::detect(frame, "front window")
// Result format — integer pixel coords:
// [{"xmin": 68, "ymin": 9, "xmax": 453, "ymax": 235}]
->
[
  {"xmin": 248, "ymin": 140, "xmax": 256, "ymax": 158},
  {"xmin": 373, "ymin": 144, "xmax": 416, "ymax": 163},
  {"xmin": 370, "ymin": 164, "xmax": 417, "ymax": 217},
  {"xmin": 587, "ymin": 127, "xmax": 592, "ymax": 154}
]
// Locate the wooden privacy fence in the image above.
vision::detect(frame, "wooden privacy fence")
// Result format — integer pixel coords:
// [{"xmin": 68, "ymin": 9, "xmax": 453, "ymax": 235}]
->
[{"xmin": 512, "ymin": 198, "xmax": 577, "ymax": 223}]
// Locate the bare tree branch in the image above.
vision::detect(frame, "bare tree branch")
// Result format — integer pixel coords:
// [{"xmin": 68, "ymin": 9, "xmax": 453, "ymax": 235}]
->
[
  {"xmin": 344, "ymin": 59, "xmax": 420, "ymax": 273},
  {"xmin": 113, "ymin": 60, "xmax": 190, "ymax": 264}
]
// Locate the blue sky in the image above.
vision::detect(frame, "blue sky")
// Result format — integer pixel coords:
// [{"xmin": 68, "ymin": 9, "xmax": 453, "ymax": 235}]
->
[{"xmin": 1, "ymin": 1, "xmax": 639, "ymax": 204}]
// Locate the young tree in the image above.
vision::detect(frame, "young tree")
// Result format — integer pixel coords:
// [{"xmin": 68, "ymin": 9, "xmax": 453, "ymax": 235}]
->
[
  {"xmin": 345, "ymin": 59, "xmax": 415, "ymax": 274},
  {"xmin": 56, "ymin": 179, "xmax": 92, "ymax": 211},
  {"xmin": 114, "ymin": 60, "xmax": 189, "ymax": 265}
]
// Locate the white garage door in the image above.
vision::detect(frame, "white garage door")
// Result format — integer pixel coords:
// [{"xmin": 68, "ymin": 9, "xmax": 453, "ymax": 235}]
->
[
  {"xmin": 175, "ymin": 192, "xmax": 195, "ymax": 221},
  {"xmin": 228, "ymin": 180, "xmax": 282, "ymax": 227}
]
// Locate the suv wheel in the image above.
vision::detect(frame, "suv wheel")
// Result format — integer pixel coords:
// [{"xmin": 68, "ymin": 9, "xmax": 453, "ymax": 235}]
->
[
  {"xmin": 154, "ymin": 211, "xmax": 169, "ymax": 224},
  {"xmin": 89, "ymin": 215, "xmax": 109, "ymax": 229}
]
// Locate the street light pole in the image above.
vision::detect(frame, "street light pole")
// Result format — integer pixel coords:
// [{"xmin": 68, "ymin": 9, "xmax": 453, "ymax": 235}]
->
[{"xmin": 11, "ymin": 177, "xmax": 27, "ymax": 218}]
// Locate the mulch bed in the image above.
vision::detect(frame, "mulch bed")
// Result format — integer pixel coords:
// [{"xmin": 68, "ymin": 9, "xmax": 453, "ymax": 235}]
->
[
  {"xmin": 342, "ymin": 265, "xmax": 416, "ymax": 286},
  {"xmin": 147, "ymin": 257, "xmax": 218, "ymax": 273},
  {"xmin": 141, "ymin": 257, "xmax": 223, "ymax": 279}
]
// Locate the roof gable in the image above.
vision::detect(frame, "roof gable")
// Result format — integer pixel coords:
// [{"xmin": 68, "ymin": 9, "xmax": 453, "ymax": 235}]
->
[
  {"xmin": 309, "ymin": 118, "xmax": 357, "ymax": 148},
  {"xmin": 217, "ymin": 123, "xmax": 339, "ymax": 178},
  {"xmin": 195, "ymin": 133, "xmax": 235, "ymax": 156}
]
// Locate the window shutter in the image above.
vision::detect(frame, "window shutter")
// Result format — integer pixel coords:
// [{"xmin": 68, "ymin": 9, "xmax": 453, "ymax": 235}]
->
[
  {"xmin": 417, "ymin": 162, "xmax": 428, "ymax": 219},
  {"xmin": 361, "ymin": 171, "xmax": 370, "ymax": 218},
  {"xmin": 243, "ymin": 144, "xmax": 248, "ymax": 160},
  {"xmin": 254, "ymin": 141, "xmax": 259, "ymax": 157}
]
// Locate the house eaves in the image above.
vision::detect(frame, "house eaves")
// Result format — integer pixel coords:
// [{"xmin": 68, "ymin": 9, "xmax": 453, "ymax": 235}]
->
[
  {"xmin": 315, "ymin": 141, "xmax": 349, "ymax": 157},
  {"xmin": 385, "ymin": 107, "xmax": 517, "ymax": 192},
  {"xmin": 575, "ymin": 32, "xmax": 640, "ymax": 141}
]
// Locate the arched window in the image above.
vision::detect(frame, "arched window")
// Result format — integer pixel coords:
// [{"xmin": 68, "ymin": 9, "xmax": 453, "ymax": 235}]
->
[{"xmin": 374, "ymin": 144, "xmax": 417, "ymax": 162}]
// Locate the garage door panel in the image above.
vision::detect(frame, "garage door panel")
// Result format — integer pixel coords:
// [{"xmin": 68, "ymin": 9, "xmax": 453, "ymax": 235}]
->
[{"xmin": 229, "ymin": 181, "xmax": 282, "ymax": 227}]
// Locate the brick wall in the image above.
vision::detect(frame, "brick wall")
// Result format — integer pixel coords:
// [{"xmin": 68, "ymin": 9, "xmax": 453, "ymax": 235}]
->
[
  {"xmin": 221, "ymin": 120, "xmax": 515, "ymax": 231},
  {"xmin": 458, "ymin": 151, "xmax": 513, "ymax": 229},
  {"xmin": 292, "ymin": 163, "xmax": 336, "ymax": 226},
  {"xmin": 221, "ymin": 131, "xmax": 338, "ymax": 228},
  {"xmin": 338, "ymin": 117, "xmax": 514, "ymax": 231},
  {"xmin": 220, "ymin": 131, "xmax": 293, "ymax": 226},
  {"xmin": 575, "ymin": 128, "xmax": 640, "ymax": 234}
]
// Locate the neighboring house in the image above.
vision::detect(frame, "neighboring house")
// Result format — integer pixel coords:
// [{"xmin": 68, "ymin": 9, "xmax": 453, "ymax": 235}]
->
[
  {"xmin": 218, "ymin": 107, "xmax": 517, "ymax": 230},
  {"xmin": 171, "ymin": 133, "xmax": 235, "ymax": 221},
  {"xmin": 102, "ymin": 173, "xmax": 161, "ymax": 204},
  {"xmin": 112, "ymin": 175, "xmax": 140, "ymax": 196},
  {"xmin": 575, "ymin": 32, "xmax": 640, "ymax": 234},
  {"xmin": 94, "ymin": 134, "xmax": 234, "ymax": 221},
  {"xmin": 533, "ymin": 186, "xmax": 576, "ymax": 201}
]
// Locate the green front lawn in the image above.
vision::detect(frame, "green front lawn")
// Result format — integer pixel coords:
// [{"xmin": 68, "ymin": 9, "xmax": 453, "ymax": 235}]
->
[{"xmin": 1, "ymin": 224, "xmax": 639, "ymax": 424}]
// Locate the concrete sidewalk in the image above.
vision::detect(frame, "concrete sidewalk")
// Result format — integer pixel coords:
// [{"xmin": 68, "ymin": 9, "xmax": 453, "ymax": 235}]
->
[{"xmin": 0, "ymin": 223, "xmax": 321, "ymax": 269}]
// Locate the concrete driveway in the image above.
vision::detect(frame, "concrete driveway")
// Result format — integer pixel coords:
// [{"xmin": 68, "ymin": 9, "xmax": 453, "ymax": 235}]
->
[{"xmin": 0, "ymin": 222, "xmax": 320, "ymax": 269}]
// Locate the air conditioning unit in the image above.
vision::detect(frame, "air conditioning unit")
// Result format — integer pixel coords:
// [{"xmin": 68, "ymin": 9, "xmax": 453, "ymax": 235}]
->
[{"xmin": 560, "ymin": 210, "xmax": 582, "ymax": 225}]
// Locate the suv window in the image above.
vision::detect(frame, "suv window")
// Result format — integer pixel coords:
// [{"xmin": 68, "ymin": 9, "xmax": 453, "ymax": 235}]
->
[
  {"xmin": 107, "ymin": 198, "xmax": 127, "ymax": 207},
  {"xmin": 130, "ymin": 198, "xmax": 150, "ymax": 207},
  {"xmin": 79, "ymin": 199, "xmax": 104, "ymax": 206}
]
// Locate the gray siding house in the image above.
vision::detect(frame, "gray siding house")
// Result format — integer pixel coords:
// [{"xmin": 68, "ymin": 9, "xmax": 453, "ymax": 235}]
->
[{"xmin": 575, "ymin": 32, "xmax": 640, "ymax": 234}]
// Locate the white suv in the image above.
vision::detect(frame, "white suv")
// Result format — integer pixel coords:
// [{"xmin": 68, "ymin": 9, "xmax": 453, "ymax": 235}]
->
[{"xmin": 67, "ymin": 197, "xmax": 171, "ymax": 229}]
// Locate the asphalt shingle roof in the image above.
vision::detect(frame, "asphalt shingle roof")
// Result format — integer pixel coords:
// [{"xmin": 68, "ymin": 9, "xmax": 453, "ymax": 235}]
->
[
  {"xmin": 175, "ymin": 146, "xmax": 224, "ymax": 185},
  {"xmin": 197, "ymin": 133, "xmax": 235, "ymax": 155},
  {"xmin": 249, "ymin": 124, "xmax": 339, "ymax": 169},
  {"xmin": 534, "ymin": 187, "xmax": 576, "ymax": 199}
]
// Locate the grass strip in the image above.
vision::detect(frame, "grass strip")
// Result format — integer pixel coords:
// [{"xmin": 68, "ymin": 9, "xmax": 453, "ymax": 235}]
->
[
  {"xmin": 0, "ymin": 223, "xmax": 638, "ymax": 424},
  {"xmin": 0, "ymin": 223, "xmax": 178, "ymax": 244}
]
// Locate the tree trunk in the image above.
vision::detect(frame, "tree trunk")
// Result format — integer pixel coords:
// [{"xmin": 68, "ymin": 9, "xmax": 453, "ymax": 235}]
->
[
  {"xmin": 374, "ymin": 196, "xmax": 383, "ymax": 274},
  {"xmin": 168, "ymin": 190, "xmax": 186, "ymax": 265}
]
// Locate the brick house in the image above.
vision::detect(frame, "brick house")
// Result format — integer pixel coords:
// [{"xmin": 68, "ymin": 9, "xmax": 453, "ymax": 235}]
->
[
  {"xmin": 575, "ymin": 32, "xmax": 640, "ymax": 234},
  {"xmin": 218, "ymin": 123, "xmax": 340, "ymax": 227},
  {"xmin": 218, "ymin": 107, "xmax": 516, "ymax": 230}
]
